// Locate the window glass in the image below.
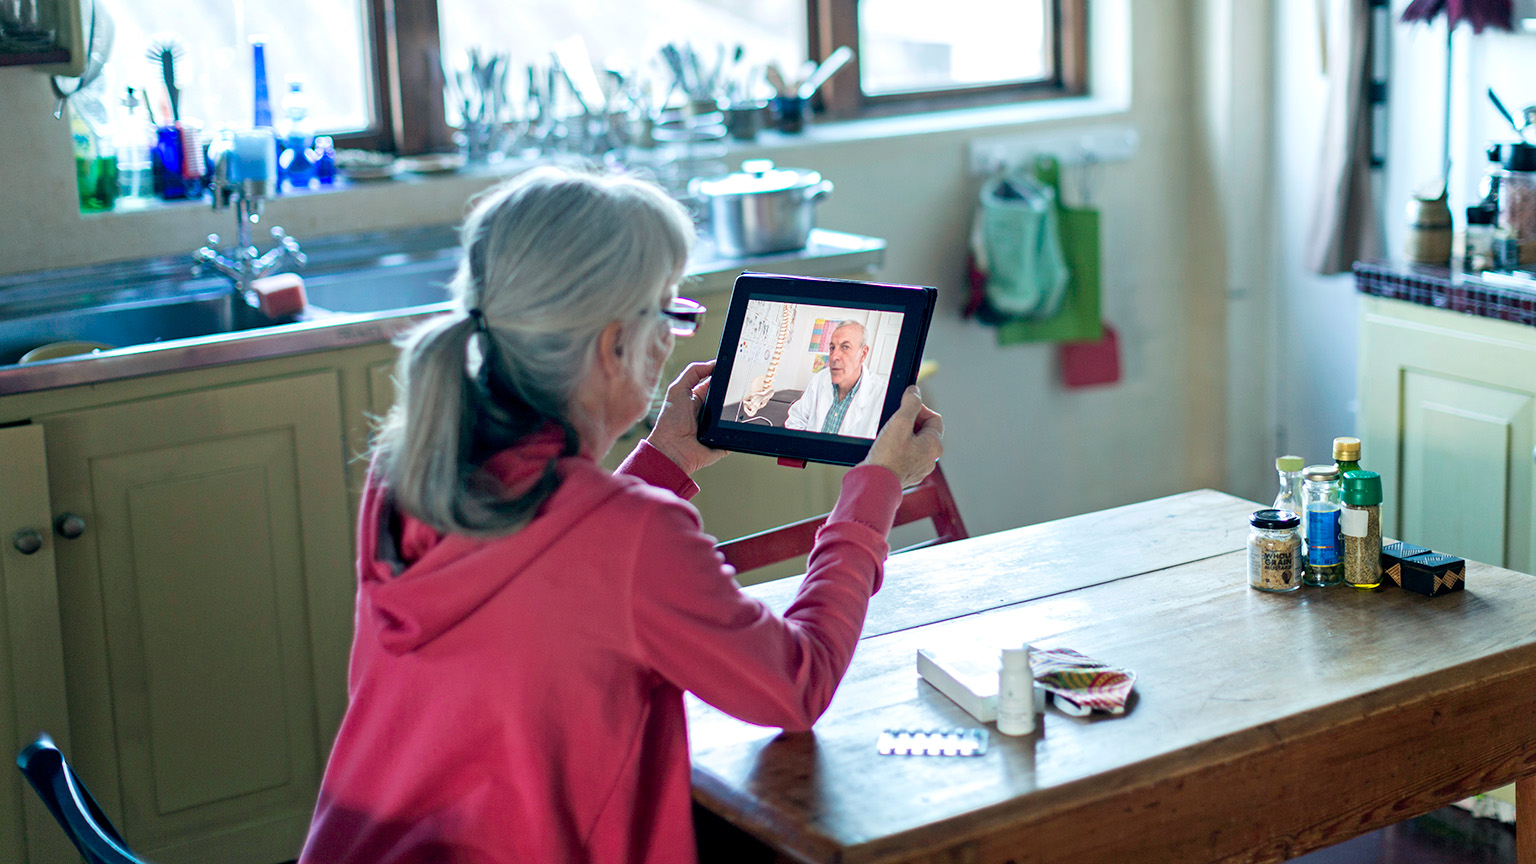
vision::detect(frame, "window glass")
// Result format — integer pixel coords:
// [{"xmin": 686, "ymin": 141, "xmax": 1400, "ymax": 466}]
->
[
  {"xmin": 437, "ymin": 0, "xmax": 806, "ymax": 116},
  {"xmin": 101, "ymin": 0, "xmax": 372, "ymax": 134},
  {"xmin": 857, "ymin": 0, "xmax": 1051, "ymax": 96}
]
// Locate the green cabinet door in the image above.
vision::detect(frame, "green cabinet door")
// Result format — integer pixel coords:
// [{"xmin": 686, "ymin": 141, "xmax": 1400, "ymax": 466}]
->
[
  {"xmin": 38, "ymin": 372, "xmax": 355, "ymax": 864},
  {"xmin": 1358, "ymin": 297, "xmax": 1536, "ymax": 575},
  {"xmin": 0, "ymin": 424, "xmax": 75, "ymax": 864}
]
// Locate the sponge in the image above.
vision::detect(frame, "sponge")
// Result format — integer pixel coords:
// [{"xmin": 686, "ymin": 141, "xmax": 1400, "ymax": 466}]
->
[{"xmin": 250, "ymin": 272, "xmax": 308, "ymax": 319}]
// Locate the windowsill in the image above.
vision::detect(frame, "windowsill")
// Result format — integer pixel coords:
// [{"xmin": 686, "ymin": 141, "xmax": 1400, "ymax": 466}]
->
[
  {"xmin": 741, "ymin": 94, "xmax": 1129, "ymax": 149},
  {"xmin": 83, "ymin": 94, "xmax": 1131, "ymax": 220}
]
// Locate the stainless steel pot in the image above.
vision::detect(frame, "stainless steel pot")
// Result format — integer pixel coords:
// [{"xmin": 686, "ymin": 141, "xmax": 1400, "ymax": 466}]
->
[{"xmin": 690, "ymin": 160, "xmax": 834, "ymax": 258}]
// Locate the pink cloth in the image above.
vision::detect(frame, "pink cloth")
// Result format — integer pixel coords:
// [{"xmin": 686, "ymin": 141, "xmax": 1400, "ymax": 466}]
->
[{"xmin": 298, "ymin": 430, "xmax": 901, "ymax": 864}]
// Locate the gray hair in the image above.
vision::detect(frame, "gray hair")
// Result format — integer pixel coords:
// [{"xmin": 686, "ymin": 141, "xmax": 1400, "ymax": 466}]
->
[
  {"xmin": 374, "ymin": 166, "xmax": 694, "ymax": 536},
  {"xmin": 832, "ymin": 319, "xmax": 867, "ymax": 347}
]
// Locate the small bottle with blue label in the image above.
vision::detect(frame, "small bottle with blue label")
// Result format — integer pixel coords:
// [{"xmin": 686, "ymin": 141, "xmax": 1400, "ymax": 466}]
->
[{"xmin": 1302, "ymin": 464, "xmax": 1343, "ymax": 587}]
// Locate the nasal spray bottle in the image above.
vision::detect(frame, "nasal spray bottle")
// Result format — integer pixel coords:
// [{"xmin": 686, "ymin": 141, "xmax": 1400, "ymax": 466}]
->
[{"xmin": 996, "ymin": 644, "xmax": 1036, "ymax": 736}]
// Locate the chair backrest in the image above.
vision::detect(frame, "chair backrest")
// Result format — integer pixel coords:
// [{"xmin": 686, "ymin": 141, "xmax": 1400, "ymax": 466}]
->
[
  {"xmin": 16, "ymin": 734, "xmax": 151, "ymax": 864},
  {"xmin": 717, "ymin": 461, "xmax": 968, "ymax": 575}
]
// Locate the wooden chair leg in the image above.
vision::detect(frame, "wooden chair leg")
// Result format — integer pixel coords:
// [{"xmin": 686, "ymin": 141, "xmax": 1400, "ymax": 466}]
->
[{"xmin": 1518, "ymin": 774, "xmax": 1535, "ymax": 864}]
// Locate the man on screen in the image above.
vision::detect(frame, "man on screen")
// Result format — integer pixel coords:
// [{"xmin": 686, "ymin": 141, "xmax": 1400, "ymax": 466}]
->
[{"xmin": 784, "ymin": 320, "xmax": 887, "ymax": 439}]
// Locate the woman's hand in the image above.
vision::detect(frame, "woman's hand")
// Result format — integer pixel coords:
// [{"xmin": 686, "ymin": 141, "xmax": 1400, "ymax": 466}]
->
[
  {"xmin": 647, "ymin": 361, "xmax": 729, "ymax": 476},
  {"xmin": 861, "ymin": 386, "xmax": 944, "ymax": 487}
]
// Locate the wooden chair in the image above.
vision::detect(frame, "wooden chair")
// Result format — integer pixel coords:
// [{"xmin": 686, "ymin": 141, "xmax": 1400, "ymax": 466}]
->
[
  {"xmin": 17, "ymin": 733, "xmax": 151, "ymax": 864},
  {"xmin": 717, "ymin": 461, "xmax": 968, "ymax": 575}
]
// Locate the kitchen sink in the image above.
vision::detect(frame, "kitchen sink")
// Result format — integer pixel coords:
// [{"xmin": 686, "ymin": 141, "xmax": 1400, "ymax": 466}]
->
[
  {"xmin": 0, "ymin": 228, "xmax": 465, "ymax": 367},
  {"xmin": 0, "ymin": 287, "xmax": 270, "ymax": 366},
  {"xmin": 303, "ymin": 255, "xmax": 458, "ymax": 313}
]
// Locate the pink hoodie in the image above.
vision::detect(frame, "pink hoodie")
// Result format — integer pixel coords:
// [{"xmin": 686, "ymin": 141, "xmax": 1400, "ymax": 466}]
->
[{"xmin": 298, "ymin": 428, "xmax": 901, "ymax": 864}]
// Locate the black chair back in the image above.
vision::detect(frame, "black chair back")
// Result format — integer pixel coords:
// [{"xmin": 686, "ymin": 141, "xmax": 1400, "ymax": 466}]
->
[{"xmin": 16, "ymin": 733, "xmax": 150, "ymax": 864}]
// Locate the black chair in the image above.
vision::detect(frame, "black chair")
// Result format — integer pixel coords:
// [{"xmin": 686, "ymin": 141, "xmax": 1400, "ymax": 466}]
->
[{"xmin": 16, "ymin": 733, "xmax": 152, "ymax": 864}]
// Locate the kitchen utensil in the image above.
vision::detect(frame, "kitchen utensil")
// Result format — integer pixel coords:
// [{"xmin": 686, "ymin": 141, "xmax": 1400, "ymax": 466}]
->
[
  {"xmin": 764, "ymin": 62, "xmax": 790, "ymax": 97},
  {"xmin": 1489, "ymin": 87, "xmax": 1525, "ymax": 138},
  {"xmin": 798, "ymin": 46, "xmax": 855, "ymax": 100},
  {"xmin": 690, "ymin": 159, "xmax": 833, "ymax": 258}
]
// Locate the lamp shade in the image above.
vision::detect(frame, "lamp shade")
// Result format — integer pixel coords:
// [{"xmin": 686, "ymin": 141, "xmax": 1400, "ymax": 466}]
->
[{"xmin": 1400, "ymin": 0, "xmax": 1515, "ymax": 32}]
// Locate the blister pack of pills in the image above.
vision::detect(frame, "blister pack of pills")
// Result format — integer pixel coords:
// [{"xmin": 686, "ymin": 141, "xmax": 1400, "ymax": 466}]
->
[{"xmin": 876, "ymin": 728, "xmax": 988, "ymax": 757}]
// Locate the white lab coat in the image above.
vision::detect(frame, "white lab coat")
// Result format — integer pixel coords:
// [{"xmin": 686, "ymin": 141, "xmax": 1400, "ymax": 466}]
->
[{"xmin": 784, "ymin": 365, "xmax": 887, "ymax": 439}]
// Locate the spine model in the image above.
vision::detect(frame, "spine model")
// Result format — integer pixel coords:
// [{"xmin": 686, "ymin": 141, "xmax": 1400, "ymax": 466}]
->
[{"xmin": 742, "ymin": 305, "xmax": 793, "ymax": 416}]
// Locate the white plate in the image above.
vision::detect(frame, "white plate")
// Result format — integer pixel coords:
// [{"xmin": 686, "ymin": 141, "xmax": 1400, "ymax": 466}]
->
[
  {"xmin": 398, "ymin": 153, "xmax": 466, "ymax": 174},
  {"xmin": 20, "ymin": 340, "xmax": 114, "ymax": 363},
  {"xmin": 339, "ymin": 163, "xmax": 399, "ymax": 182}
]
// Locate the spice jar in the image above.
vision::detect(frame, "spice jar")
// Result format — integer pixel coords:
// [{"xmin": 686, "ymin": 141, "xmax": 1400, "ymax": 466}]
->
[
  {"xmin": 1405, "ymin": 190, "xmax": 1453, "ymax": 265},
  {"xmin": 1302, "ymin": 465, "xmax": 1343, "ymax": 587},
  {"xmin": 1341, "ymin": 470, "xmax": 1383, "ymax": 589},
  {"xmin": 1495, "ymin": 143, "xmax": 1536, "ymax": 264},
  {"xmin": 1248, "ymin": 509, "xmax": 1302, "ymax": 593}
]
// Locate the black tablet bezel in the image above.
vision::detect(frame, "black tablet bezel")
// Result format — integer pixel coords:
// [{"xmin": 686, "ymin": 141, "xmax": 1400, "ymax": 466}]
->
[{"xmin": 696, "ymin": 272, "xmax": 937, "ymax": 466}]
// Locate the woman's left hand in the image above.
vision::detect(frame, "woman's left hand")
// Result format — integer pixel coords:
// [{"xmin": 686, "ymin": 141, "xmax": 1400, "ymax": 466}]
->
[{"xmin": 647, "ymin": 361, "xmax": 728, "ymax": 476}]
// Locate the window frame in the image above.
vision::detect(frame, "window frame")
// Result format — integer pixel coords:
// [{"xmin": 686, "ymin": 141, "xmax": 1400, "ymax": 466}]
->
[
  {"xmin": 805, "ymin": 0, "xmax": 1088, "ymax": 120},
  {"xmin": 332, "ymin": 0, "xmax": 453, "ymax": 155},
  {"xmin": 302, "ymin": 0, "xmax": 1089, "ymax": 155}
]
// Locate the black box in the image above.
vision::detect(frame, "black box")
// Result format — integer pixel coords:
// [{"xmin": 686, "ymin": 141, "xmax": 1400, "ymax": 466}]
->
[
  {"xmin": 1380, "ymin": 542, "xmax": 1429, "ymax": 590},
  {"xmin": 1398, "ymin": 552, "xmax": 1466, "ymax": 596}
]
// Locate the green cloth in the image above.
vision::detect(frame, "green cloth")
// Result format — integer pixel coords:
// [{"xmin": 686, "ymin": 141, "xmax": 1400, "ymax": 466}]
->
[
  {"xmin": 993, "ymin": 157, "xmax": 1103, "ymax": 345},
  {"xmin": 979, "ymin": 172, "xmax": 1069, "ymax": 318},
  {"xmin": 820, "ymin": 376, "xmax": 860, "ymax": 434}
]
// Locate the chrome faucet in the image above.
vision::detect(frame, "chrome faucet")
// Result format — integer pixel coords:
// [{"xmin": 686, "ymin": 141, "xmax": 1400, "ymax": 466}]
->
[{"xmin": 194, "ymin": 138, "xmax": 306, "ymax": 304}]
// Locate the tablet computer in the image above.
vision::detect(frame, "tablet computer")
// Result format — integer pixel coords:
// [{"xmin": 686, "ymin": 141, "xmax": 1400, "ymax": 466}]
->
[{"xmin": 696, "ymin": 272, "xmax": 938, "ymax": 466}]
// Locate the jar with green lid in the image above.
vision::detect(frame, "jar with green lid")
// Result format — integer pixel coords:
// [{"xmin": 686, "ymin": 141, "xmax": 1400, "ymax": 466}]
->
[
  {"xmin": 1302, "ymin": 464, "xmax": 1343, "ymax": 586},
  {"xmin": 1248, "ymin": 509, "xmax": 1302, "ymax": 592},
  {"xmin": 1341, "ymin": 470, "xmax": 1383, "ymax": 589}
]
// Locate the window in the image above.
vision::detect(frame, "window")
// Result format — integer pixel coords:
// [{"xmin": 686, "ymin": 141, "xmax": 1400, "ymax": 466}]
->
[
  {"xmin": 102, "ymin": 0, "xmax": 1084, "ymax": 158},
  {"xmin": 811, "ymin": 0, "xmax": 1087, "ymax": 118},
  {"xmin": 102, "ymin": 0, "xmax": 381, "ymax": 144}
]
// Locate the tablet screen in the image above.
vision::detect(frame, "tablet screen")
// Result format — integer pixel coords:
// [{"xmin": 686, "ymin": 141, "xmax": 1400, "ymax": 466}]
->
[
  {"xmin": 718, "ymin": 299, "xmax": 905, "ymax": 440},
  {"xmin": 697, "ymin": 273, "xmax": 937, "ymax": 466}
]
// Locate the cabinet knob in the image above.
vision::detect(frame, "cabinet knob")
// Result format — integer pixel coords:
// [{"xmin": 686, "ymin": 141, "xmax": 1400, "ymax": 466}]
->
[
  {"xmin": 54, "ymin": 513, "xmax": 86, "ymax": 539},
  {"xmin": 12, "ymin": 529, "xmax": 43, "ymax": 555}
]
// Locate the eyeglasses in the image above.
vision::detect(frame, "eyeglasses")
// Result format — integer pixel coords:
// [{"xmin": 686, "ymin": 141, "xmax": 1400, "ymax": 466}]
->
[{"xmin": 660, "ymin": 296, "xmax": 706, "ymax": 336}]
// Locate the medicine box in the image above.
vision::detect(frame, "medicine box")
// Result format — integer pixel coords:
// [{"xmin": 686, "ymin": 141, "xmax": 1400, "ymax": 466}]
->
[{"xmin": 1382, "ymin": 542, "xmax": 1466, "ymax": 597}]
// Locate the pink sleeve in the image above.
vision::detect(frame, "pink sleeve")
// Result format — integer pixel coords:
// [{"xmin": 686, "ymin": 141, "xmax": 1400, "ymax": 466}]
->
[
  {"xmin": 630, "ymin": 465, "xmax": 902, "ymax": 730},
  {"xmin": 614, "ymin": 439, "xmax": 699, "ymax": 501}
]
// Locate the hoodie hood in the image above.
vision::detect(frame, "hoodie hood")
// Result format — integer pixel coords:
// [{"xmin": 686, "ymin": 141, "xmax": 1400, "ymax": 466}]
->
[{"xmin": 360, "ymin": 427, "xmax": 624, "ymax": 655}]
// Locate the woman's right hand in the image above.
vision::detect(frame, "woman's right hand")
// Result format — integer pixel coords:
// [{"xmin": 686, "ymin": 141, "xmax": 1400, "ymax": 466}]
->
[{"xmin": 861, "ymin": 386, "xmax": 944, "ymax": 487}]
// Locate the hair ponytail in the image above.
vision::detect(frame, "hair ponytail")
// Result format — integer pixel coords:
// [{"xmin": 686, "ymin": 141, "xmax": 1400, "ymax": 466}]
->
[{"xmin": 372, "ymin": 166, "xmax": 694, "ymax": 537}]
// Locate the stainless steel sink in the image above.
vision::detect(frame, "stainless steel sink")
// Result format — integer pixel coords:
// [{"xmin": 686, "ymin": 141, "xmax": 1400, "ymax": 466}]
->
[
  {"xmin": 0, "ymin": 287, "xmax": 269, "ymax": 366},
  {"xmin": 303, "ymin": 255, "xmax": 458, "ymax": 314},
  {"xmin": 0, "ymin": 227, "xmax": 465, "ymax": 367}
]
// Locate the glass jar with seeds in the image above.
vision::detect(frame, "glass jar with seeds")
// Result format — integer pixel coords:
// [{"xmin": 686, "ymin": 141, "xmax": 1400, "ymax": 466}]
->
[
  {"xmin": 1248, "ymin": 508, "xmax": 1302, "ymax": 593},
  {"xmin": 1341, "ymin": 470, "xmax": 1383, "ymax": 589}
]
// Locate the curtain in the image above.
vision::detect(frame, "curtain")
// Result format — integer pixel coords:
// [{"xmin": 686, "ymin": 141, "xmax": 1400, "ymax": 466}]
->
[{"xmin": 1308, "ymin": 0, "xmax": 1381, "ymax": 274}]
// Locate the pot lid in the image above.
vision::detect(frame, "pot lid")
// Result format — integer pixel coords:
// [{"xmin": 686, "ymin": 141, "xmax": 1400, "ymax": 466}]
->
[{"xmin": 693, "ymin": 160, "xmax": 821, "ymax": 197}]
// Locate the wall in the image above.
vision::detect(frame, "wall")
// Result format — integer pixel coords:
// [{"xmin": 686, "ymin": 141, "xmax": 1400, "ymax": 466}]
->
[{"xmin": 0, "ymin": 0, "xmax": 1227, "ymax": 537}]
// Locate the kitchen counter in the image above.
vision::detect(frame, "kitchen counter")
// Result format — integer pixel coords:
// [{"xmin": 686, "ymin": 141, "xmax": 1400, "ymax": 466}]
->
[
  {"xmin": 0, "ymin": 228, "xmax": 885, "ymax": 396},
  {"xmin": 1354, "ymin": 259, "xmax": 1536, "ymax": 327}
]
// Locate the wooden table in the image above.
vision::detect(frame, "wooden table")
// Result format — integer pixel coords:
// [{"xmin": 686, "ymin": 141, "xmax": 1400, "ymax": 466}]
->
[{"xmin": 688, "ymin": 490, "xmax": 1536, "ymax": 864}]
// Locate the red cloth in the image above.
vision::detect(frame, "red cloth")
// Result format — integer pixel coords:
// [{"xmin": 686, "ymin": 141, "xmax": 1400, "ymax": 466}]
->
[{"xmin": 298, "ymin": 429, "xmax": 901, "ymax": 864}]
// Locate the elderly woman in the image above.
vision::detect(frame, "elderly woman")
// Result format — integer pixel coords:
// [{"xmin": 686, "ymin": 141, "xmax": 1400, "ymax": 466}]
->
[{"xmin": 298, "ymin": 167, "xmax": 943, "ymax": 864}]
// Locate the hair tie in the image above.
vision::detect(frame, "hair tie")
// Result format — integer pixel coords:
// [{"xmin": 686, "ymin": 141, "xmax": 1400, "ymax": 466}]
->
[{"xmin": 467, "ymin": 307, "xmax": 490, "ymax": 335}]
